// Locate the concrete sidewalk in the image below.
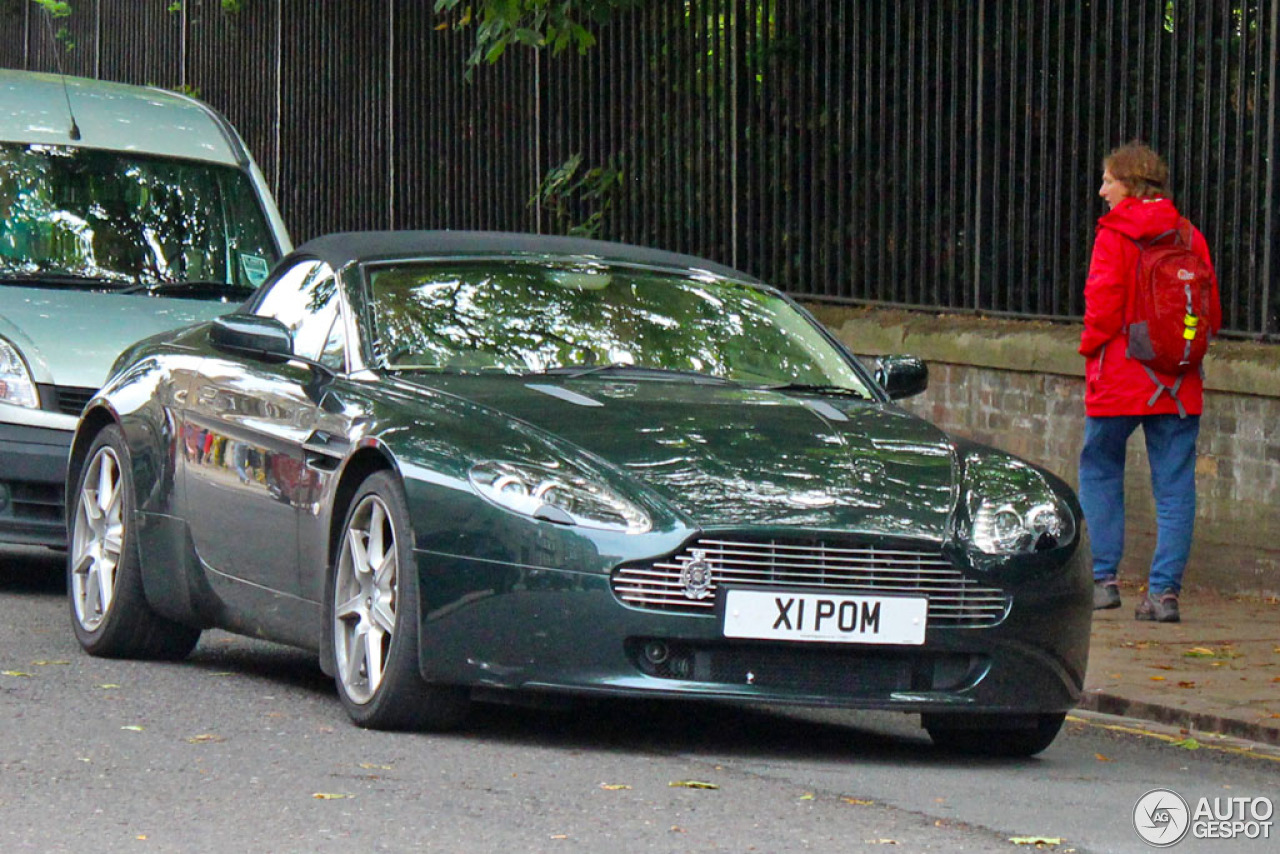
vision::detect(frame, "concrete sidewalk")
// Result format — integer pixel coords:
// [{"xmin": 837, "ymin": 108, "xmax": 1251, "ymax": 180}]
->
[{"xmin": 1078, "ymin": 581, "xmax": 1280, "ymax": 746}]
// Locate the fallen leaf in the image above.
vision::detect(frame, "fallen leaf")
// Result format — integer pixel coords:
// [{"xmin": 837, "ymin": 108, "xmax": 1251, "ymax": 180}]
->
[
  {"xmin": 1149, "ymin": 676, "xmax": 1166, "ymax": 681},
  {"xmin": 669, "ymin": 780, "xmax": 718, "ymax": 789},
  {"xmin": 312, "ymin": 793, "xmax": 353, "ymax": 800},
  {"xmin": 1184, "ymin": 647, "xmax": 1216, "ymax": 657},
  {"xmin": 1010, "ymin": 837, "xmax": 1063, "ymax": 846},
  {"xmin": 549, "ymin": 835, "xmax": 568, "ymax": 840},
  {"xmin": 121, "ymin": 725, "xmax": 144, "ymax": 732},
  {"xmin": 1094, "ymin": 753, "xmax": 1112, "ymax": 762},
  {"xmin": 863, "ymin": 840, "xmax": 898, "ymax": 845},
  {"xmin": 136, "ymin": 835, "xmax": 148, "ymax": 840},
  {"xmin": 798, "ymin": 792, "xmax": 815, "ymax": 800},
  {"xmin": 1172, "ymin": 738, "xmax": 1201, "ymax": 750},
  {"xmin": 842, "ymin": 797, "xmax": 875, "ymax": 805},
  {"xmin": 1177, "ymin": 681, "xmax": 1196, "ymax": 688},
  {"xmin": 599, "ymin": 783, "xmax": 631, "ymax": 790},
  {"xmin": 32, "ymin": 660, "xmax": 69, "ymax": 666},
  {"xmin": 186, "ymin": 734, "xmax": 224, "ymax": 744},
  {"xmin": 359, "ymin": 763, "xmax": 393, "ymax": 771},
  {"xmin": 98, "ymin": 684, "xmax": 121, "ymax": 689},
  {"xmin": 2, "ymin": 670, "xmax": 33, "ymax": 677},
  {"xmin": 670, "ymin": 826, "xmax": 686, "ymax": 833},
  {"xmin": 1152, "ymin": 664, "xmax": 1174, "ymax": 670}
]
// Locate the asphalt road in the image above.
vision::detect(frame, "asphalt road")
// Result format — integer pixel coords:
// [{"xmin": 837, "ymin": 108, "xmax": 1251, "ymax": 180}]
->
[{"xmin": 2, "ymin": 545, "xmax": 1277, "ymax": 854}]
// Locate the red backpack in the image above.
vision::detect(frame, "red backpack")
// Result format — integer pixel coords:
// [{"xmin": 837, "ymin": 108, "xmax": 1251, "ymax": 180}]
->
[{"xmin": 1123, "ymin": 219, "xmax": 1214, "ymax": 414}]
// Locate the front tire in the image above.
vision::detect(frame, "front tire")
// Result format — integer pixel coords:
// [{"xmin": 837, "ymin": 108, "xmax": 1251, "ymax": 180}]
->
[
  {"xmin": 924, "ymin": 712, "xmax": 1067, "ymax": 758},
  {"xmin": 330, "ymin": 471, "xmax": 469, "ymax": 730},
  {"xmin": 68, "ymin": 425, "xmax": 201, "ymax": 660}
]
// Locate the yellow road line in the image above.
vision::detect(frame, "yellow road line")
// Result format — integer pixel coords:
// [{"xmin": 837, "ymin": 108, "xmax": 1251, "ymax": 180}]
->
[{"xmin": 1067, "ymin": 714, "xmax": 1280, "ymax": 763}]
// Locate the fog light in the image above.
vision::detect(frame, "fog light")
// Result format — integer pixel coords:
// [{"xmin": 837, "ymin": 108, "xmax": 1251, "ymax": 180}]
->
[{"xmin": 642, "ymin": 641, "xmax": 669, "ymax": 665}]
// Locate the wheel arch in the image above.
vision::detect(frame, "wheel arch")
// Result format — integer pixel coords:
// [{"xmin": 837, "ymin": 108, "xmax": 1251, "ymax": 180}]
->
[{"xmin": 67, "ymin": 405, "xmax": 121, "ymax": 500}]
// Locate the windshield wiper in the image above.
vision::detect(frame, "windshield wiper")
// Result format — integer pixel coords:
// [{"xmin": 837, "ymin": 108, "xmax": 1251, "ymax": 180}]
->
[
  {"xmin": 118, "ymin": 280, "xmax": 258, "ymax": 301},
  {"xmin": 756, "ymin": 382, "xmax": 872, "ymax": 399},
  {"xmin": 0, "ymin": 271, "xmax": 132, "ymax": 290},
  {"xmin": 531, "ymin": 363, "xmax": 735, "ymax": 384}
]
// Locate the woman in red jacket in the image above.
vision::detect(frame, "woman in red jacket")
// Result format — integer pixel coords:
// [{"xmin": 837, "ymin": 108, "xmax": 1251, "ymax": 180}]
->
[{"xmin": 1079, "ymin": 143, "xmax": 1220, "ymax": 622}]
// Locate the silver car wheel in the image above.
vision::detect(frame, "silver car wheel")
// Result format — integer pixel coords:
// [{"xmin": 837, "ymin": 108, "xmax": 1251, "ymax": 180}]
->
[
  {"xmin": 70, "ymin": 444, "xmax": 125, "ymax": 632},
  {"xmin": 334, "ymin": 493, "xmax": 400, "ymax": 704}
]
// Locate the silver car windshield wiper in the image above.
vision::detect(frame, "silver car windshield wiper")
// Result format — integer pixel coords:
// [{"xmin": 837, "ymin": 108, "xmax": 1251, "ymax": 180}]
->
[
  {"xmin": 756, "ymin": 382, "xmax": 872, "ymax": 399},
  {"xmin": 117, "ymin": 280, "xmax": 257, "ymax": 301},
  {"xmin": 531, "ymin": 363, "xmax": 735, "ymax": 384}
]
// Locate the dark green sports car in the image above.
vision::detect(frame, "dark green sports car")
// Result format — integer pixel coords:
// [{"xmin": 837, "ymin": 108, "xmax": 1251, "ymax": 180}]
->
[{"xmin": 66, "ymin": 232, "xmax": 1090, "ymax": 756}]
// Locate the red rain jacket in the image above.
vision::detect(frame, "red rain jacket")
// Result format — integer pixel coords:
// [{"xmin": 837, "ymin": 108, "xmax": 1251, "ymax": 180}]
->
[{"xmin": 1079, "ymin": 196, "xmax": 1220, "ymax": 417}]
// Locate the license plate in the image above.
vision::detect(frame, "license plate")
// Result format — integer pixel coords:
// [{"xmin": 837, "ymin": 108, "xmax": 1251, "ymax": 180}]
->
[{"xmin": 722, "ymin": 589, "xmax": 928, "ymax": 645}]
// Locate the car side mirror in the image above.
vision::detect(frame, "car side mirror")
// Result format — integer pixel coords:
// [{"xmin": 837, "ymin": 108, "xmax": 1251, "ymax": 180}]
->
[
  {"xmin": 209, "ymin": 314, "xmax": 294, "ymax": 362},
  {"xmin": 875, "ymin": 355, "xmax": 928, "ymax": 400}
]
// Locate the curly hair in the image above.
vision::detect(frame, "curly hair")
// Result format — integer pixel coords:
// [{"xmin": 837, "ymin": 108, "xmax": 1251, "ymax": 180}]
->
[{"xmin": 1103, "ymin": 142, "xmax": 1170, "ymax": 200}]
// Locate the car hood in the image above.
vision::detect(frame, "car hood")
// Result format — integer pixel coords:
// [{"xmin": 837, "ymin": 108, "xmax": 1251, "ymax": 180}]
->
[
  {"xmin": 0, "ymin": 285, "xmax": 235, "ymax": 387},
  {"xmin": 418, "ymin": 376, "xmax": 959, "ymax": 537}
]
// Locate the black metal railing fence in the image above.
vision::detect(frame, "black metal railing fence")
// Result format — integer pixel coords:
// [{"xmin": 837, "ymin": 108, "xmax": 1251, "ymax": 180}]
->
[{"xmin": 3, "ymin": 0, "xmax": 1276, "ymax": 338}]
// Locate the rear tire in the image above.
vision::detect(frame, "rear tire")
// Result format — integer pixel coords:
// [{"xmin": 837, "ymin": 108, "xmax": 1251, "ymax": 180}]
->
[
  {"xmin": 924, "ymin": 712, "xmax": 1066, "ymax": 758},
  {"xmin": 68, "ymin": 425, "xmax": 201, "ymax": 660},
  {"xmin": 330, "ymin": 471, "xmax": 469, "ymax": 730}
]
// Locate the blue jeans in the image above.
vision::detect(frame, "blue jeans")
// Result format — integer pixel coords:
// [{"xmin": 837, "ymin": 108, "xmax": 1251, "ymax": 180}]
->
[{"xmin": 1078, "ymin": 414, "xmax": 1200, "ymax": 594}]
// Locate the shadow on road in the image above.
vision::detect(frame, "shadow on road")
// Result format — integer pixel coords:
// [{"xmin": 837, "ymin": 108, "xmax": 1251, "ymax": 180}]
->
[
  {"xmin": 455, "ymin": 696, "xmax": 961, "ymax": 765},
  {"xmin": 0, "ymin": 546, "xmax": 66, "ymax": 596}
]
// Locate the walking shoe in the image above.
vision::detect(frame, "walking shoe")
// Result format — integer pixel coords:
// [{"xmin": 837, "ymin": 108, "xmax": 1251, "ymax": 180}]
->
[
  {"xmin": 1135, "ymin": 590, "xmax": 1180, "ymax": 623},
  {"xmin": 1093, "ymin": 578, "xmax": 1121, "ymax": 610}
]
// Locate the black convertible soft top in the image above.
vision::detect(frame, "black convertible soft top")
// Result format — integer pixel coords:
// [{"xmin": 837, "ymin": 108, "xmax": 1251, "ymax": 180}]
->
[{"xmin": 291, "ymin": 230, "xmax": 759, "ymax": 283}]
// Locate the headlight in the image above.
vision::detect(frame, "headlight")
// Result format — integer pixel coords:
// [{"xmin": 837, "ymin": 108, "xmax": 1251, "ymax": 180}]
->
[
  {"xmin": 469, "ymin": 461, "xmax": 651, "ymax": 534},
  {"xmin": 971, "ymin": 493, "xmax": 1075, "ymax": 554},
  {"xmin": 965, "ymin": 455, "xmax": 1076, "ymax": 556},
  {"xmin": 0, "ymin": 337, "xmax": 40, "ymax": 409}
]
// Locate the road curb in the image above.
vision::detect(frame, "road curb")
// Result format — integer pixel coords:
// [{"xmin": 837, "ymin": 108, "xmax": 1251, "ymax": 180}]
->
[{"xmin": 1077, "ymin": 691, "xmax": 1280, "ymax": 747}]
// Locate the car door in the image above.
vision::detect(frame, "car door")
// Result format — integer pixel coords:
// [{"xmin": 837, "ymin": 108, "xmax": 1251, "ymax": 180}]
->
[{"xmin": 181, "ymin": 258, "xmax": 341, "ymax": 599}]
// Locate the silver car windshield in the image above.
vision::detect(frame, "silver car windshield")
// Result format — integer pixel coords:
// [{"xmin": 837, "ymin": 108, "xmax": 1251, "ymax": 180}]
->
[
  {"xmin": 0, "ymin": 143, "xmax": 278, "ymax": 295},
  {"xmin": 368, "ymin": 260, "xmax": 871, "ymax": 393}
]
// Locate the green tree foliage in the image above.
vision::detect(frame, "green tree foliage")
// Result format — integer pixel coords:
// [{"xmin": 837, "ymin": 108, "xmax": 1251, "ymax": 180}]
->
[{"xmin": 433, "ymin": 0, "xmax": 640, "ymax": 65}]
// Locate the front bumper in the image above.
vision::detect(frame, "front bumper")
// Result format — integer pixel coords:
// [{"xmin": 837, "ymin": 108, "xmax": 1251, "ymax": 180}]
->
[
  {"xmin": 414, "ymin": 545, "xmax": 1092, "ymax": 716},
  {"xmin": 0, "ymin": 420, "xmax": 73, "ymax": 547}
]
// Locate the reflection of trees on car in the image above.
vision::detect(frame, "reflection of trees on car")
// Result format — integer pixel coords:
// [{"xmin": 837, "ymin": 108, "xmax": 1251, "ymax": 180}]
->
[
  {"xmin": 0, "ymin": 143, "xmax": 277, "ymax": 288},
  {"xmin": 370, "ymin": 261, "xmax": 853, "ymax": 388}
]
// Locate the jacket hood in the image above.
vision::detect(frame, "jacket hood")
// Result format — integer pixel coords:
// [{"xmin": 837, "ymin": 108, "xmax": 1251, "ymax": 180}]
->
[
  {"xmin": 411, "ymin": 376, "xmax": 960, "ymax": 537},
  {"xmin": 0, "ymin": 285, "xmax": 235, "ymax": 387},
  {"xmin": 1096, "ymin": 196, "xmax": 1182, "ymax": 241}
]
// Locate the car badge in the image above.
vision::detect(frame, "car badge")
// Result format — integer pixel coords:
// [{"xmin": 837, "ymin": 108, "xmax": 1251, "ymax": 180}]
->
[{"xmin": 680, "ymin": 550, "xmax": 714, "ymax": 600}]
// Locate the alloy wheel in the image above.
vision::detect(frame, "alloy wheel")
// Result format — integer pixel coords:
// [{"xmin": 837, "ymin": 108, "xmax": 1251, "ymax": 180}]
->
[
  {"xmin": 334, "ymin": 493, "xmax": 400, "ymax": 704},
  {"xmin": 70, "ymin": 446, "xmax": 125, "ymax": 631}
]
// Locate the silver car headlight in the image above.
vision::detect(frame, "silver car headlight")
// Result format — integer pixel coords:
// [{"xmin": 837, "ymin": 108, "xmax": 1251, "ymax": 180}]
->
[
  {"xmin": 0, "ymin": 337, "xmax": 40, "ymax": 409},
  {"xmin": 469, "ymin": 461, "xmax": 652, "ymax": 534},
  {"xmin": 965, "ymin": 456, "xmax": 1076, "ymax": 556}
]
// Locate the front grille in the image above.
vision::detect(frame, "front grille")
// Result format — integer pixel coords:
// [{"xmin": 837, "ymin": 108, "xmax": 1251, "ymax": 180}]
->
[
  {"xmin": 4, "ymin": 481, "xmax": 64, "ymax": 523},
  {"xmin": 628, "ymin": 639, "xmax": 980, "ymax": 693},
  {"xmin": 37, "ymin": 385, "xmax": 97, "ymax": 416},
  {"xmin": 53, "ymin": 386, "xmax": 97, "ymax": 416},
  {"xmin": 612, "ymin": 537, "xmax": 1009, "ymax": 628}
]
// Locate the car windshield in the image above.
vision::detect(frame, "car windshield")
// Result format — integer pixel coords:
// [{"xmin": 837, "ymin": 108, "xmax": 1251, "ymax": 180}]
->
[
  {"xmin": 368, "ymin": 260, "xmax": 871, "ymax": 393},
  {"xmin": 0, "ymin": 143, "xmax": 279, "ymax": 296}
]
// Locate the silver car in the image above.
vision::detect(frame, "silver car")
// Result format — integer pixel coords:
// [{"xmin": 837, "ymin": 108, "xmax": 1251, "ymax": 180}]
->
[{"xmin": 0, "ymin": 69, "xmax": 291, "ymax": 548}]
